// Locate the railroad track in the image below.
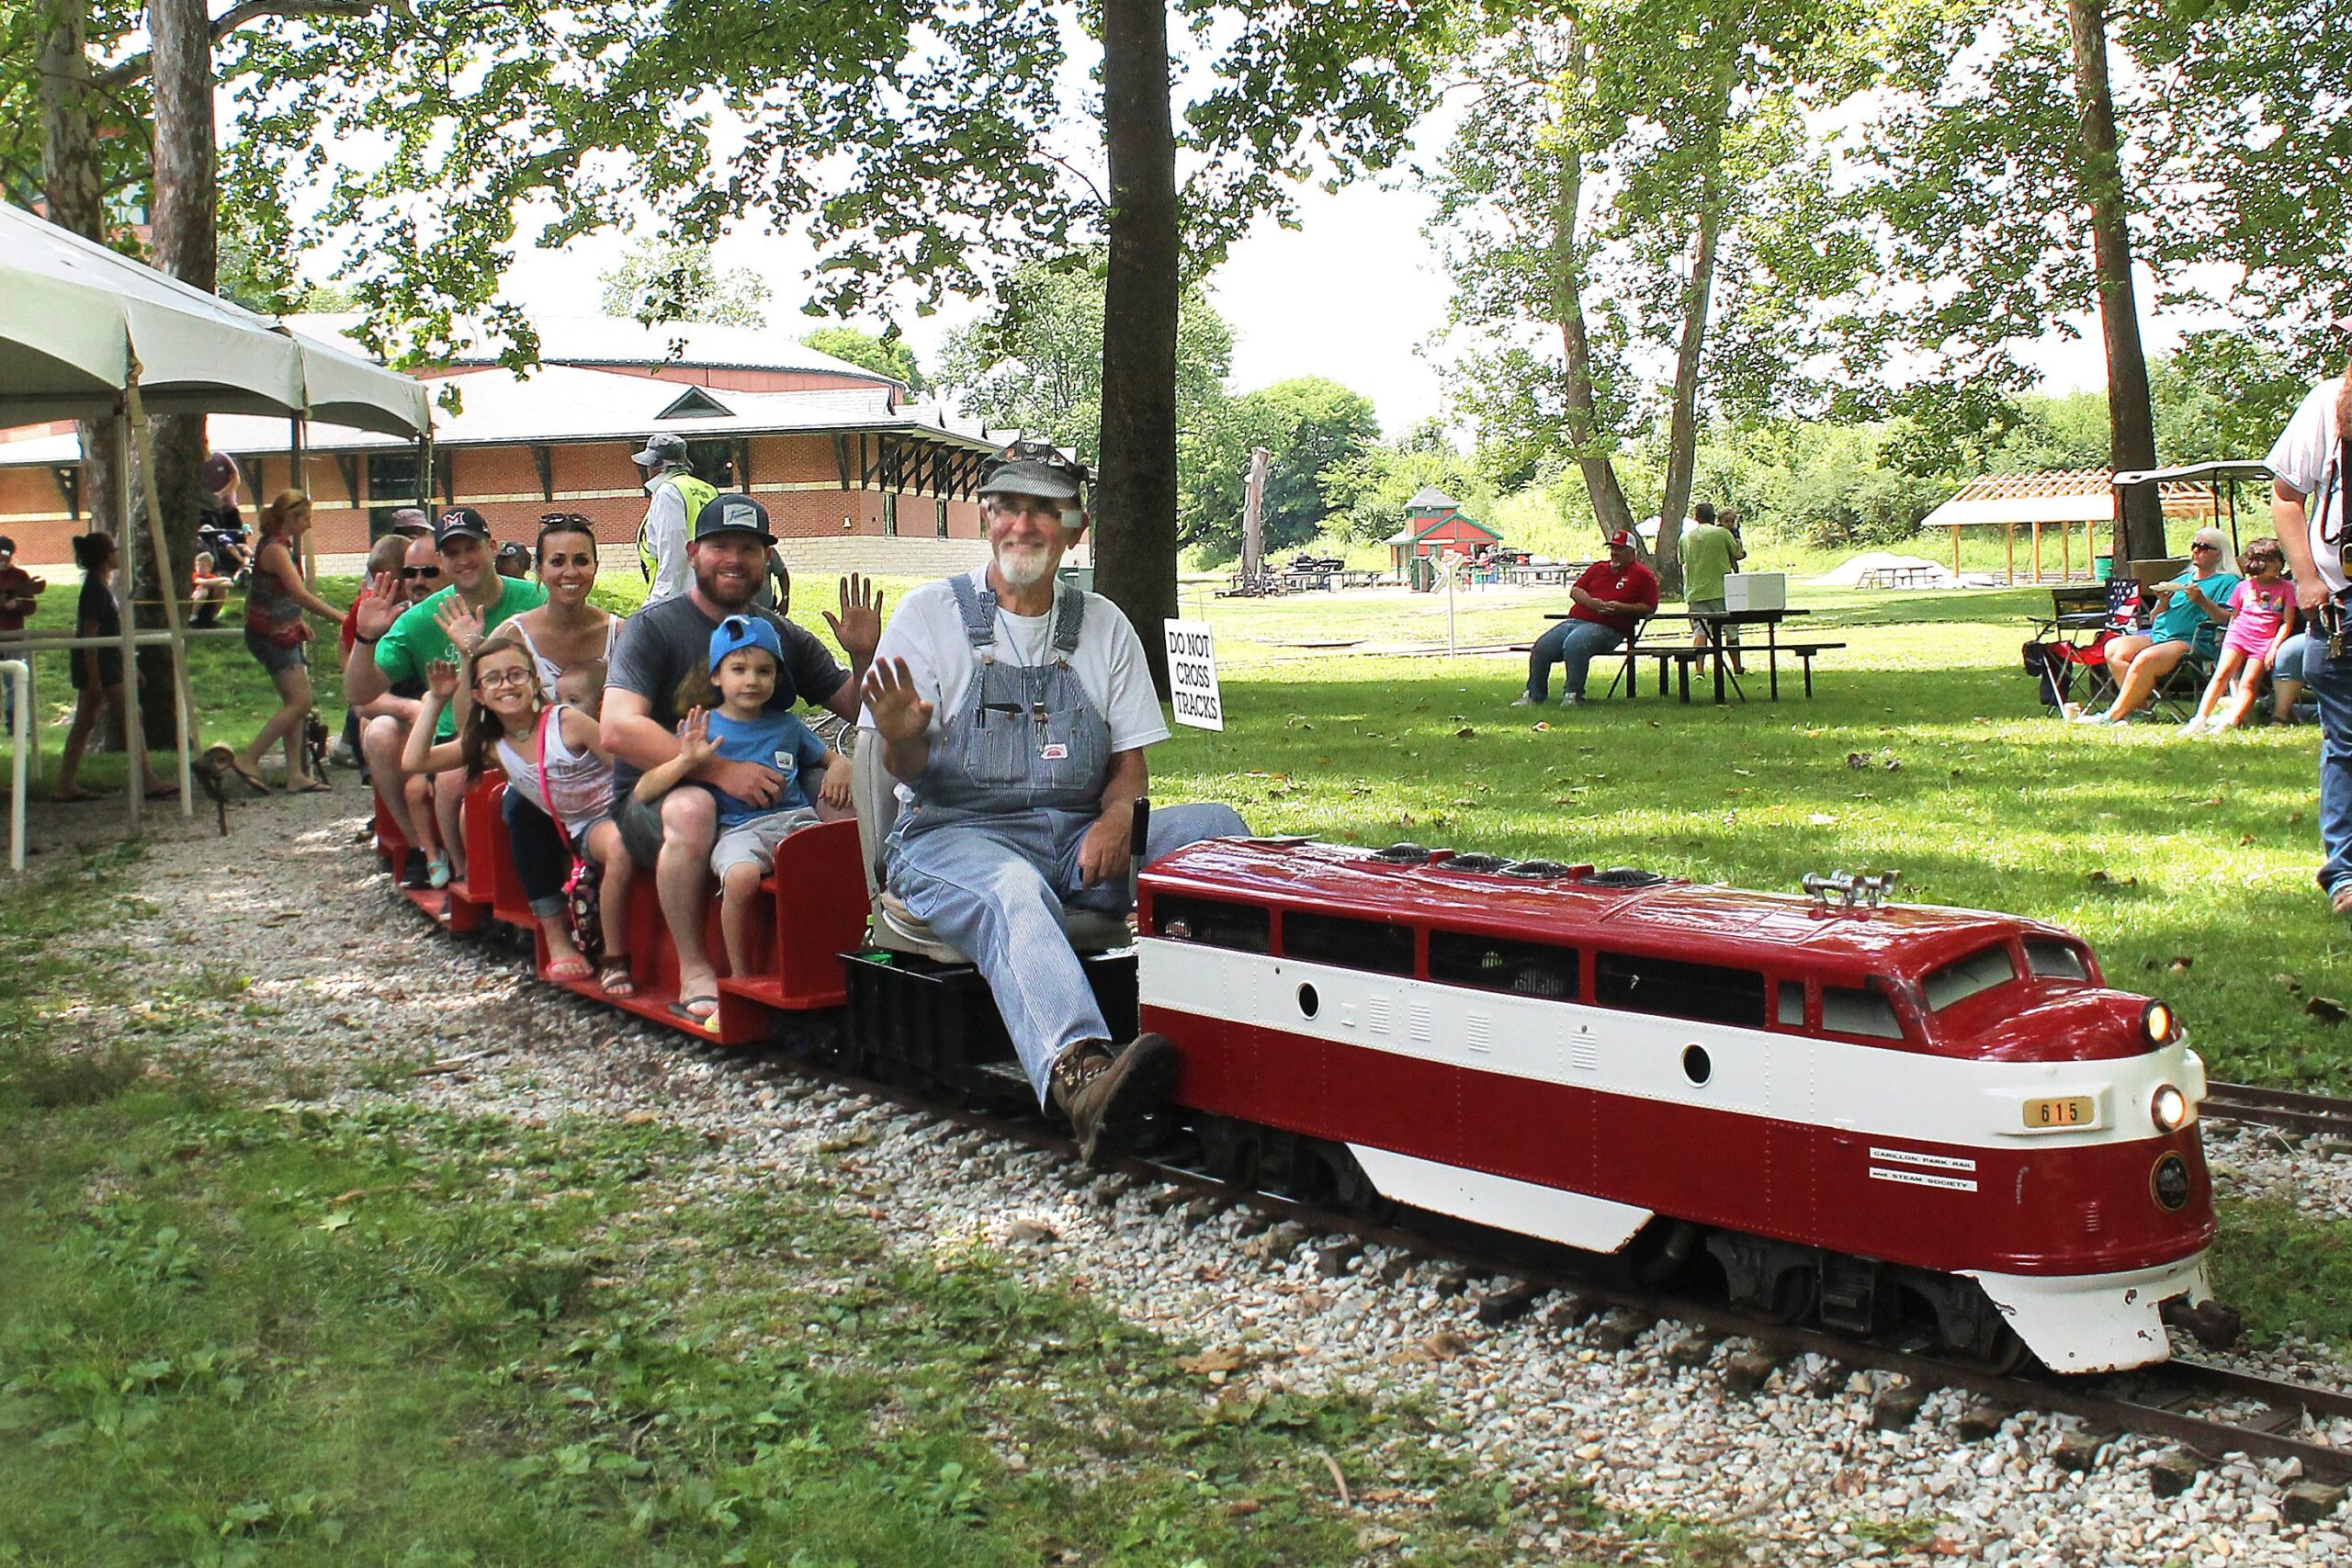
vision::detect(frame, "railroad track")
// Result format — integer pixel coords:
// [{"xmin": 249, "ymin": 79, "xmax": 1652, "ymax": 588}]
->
[
  {"xmin": 2203, "ymin": 1081, "xmax": 2352, "ymax": 1141},
  {"xmin": 706, "ymin": 1042, "xmax": 2352, "ymax": 1497}
]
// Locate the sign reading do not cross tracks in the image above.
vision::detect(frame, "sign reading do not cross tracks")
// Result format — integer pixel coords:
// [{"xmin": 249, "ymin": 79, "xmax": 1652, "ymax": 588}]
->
[{"xmin": 1163, "ymin": 619, "xmax": 1224, "ymax": 732}]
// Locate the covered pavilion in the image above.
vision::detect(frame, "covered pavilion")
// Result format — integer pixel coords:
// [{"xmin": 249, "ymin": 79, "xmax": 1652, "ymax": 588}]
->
[{"xmin": 1918, "ymin": 468, "xmax": 2264, "ymax": 584}]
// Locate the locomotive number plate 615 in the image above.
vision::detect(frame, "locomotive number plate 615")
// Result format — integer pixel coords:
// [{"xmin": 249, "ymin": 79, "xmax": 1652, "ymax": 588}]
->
[{"xmin": 2022, "ymin": 1095, "xmax": 2095, "ymax": 1130}]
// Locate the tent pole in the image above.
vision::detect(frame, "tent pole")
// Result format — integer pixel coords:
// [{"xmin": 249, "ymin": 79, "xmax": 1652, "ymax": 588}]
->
[
  {"xmin": 113, "ymin": 409, "xmax": 142, "ymax": 834},
  {"xmin": 291, "ymin": 417, "xmax": 316, "ymax": 587},
  {"xmin": 123, "ymin": 368, "xmax": 196, "ymax": 817}
]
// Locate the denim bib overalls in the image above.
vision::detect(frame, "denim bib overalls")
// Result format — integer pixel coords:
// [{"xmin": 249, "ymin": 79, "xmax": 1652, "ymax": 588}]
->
[{"xmin": 883, "ymin": 571, "xmax": 1246, "ymax": 1103}]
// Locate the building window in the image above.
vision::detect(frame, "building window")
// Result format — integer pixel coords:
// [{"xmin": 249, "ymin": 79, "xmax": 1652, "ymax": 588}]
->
[
  {"xmin": 883, "ymin": 491, "xmax": 898, "ymax": 536},
  {"xmin": 1281, "ymin": 912, "xmax": 1415, "ymax": 976},
  {"xmin": 684, "ymin": 438, "xmax": 736, "ymax": 490},
  {"xmin": 364, "ymin": 450, "xmax": 421, "ymax": 537},
  {"xmin": 935, "ymin": 497, "xmax": 949, "ymax": 537},
  {"xmin": 1593, "ymin": 951, "xmax": 1767, "ymax": 1029}
]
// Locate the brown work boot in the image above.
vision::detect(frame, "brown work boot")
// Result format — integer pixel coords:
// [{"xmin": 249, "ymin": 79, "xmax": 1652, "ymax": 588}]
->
[{"xmin": 1050, "ymin": 1032, "xmax": 1180, "ymax": 1166}]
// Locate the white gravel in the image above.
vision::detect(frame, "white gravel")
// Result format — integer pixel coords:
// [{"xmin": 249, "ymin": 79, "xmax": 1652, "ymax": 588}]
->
[{"xmin": 22, "ymin": 788, "xmax": 2352, "ymax": 1565}]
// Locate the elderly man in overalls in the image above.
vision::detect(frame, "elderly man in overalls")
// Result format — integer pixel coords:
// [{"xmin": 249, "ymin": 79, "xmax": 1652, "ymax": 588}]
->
[{"xmin": 860, "ymin": 443, "xmax": 1247, "ymax": 1160}]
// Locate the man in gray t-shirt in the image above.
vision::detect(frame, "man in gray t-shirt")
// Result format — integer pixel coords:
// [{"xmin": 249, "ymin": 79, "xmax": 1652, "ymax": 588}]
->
[{"xmin": 601, "ymin": 494, "xmax": 879, "ymax": 1026}]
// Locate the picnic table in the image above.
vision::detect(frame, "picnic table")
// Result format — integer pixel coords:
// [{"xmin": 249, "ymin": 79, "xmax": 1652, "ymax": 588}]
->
[
  {"xmin": 1547, "ymin": 606, "xmax": 1840, "ymax": 704},
  {"xmin": 1859, "ymin": 564, "xmax": 1939, "ymax": 590},
  {"xmin": 1504, "ymin": 562, "xmax": 1589, "ymax": 589}
]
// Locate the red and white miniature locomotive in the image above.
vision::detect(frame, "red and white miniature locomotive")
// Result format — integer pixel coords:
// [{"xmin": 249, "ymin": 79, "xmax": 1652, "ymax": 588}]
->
[{"xmin": 1137, "ymin": 839, "xmax": 2222, "ymax": 1374}]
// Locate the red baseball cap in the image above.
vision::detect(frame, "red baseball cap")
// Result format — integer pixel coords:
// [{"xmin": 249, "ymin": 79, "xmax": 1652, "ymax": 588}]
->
[{"xmin": 1606, "ymin": 530, "xmax": 1639, "ymax": 550}]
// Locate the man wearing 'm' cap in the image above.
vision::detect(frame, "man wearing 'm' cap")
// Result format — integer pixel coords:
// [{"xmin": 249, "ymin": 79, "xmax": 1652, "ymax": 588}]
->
[
  {"xmin": 859, "ymin": 442, "xmax": 1248, "ymax": 1162},
  {"xmin": 1516, "ymin": 528, "xmax": 1659, "ymax": 706},
  {"xmin": 601, "ymin": 492, "xmax": 881, "ymax": 1025}
]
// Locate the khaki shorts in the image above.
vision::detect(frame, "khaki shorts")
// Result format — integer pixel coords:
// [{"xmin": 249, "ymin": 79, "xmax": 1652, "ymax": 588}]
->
[{"xmin": 711, "ymin": 807, "xmax": 821, "ymax": 878}]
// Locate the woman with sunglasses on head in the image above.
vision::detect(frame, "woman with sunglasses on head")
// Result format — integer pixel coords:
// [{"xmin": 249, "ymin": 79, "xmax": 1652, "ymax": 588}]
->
[{"xmin": 470, "ymin": 514, "xmax": 623, "ymax": 929}]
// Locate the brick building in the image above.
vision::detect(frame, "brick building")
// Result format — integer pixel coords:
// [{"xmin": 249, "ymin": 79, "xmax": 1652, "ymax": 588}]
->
[{"xmin": 0, "ymin": 314, "xmax": 1016, "ymax": 574}]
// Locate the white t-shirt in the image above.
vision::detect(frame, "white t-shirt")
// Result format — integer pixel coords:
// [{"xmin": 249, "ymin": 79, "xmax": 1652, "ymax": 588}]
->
[
  {"xmin": 859, "ymin": 568, "xmax": 1170, "ymax": 801},
  {"xmin": 2266, "ymin": 376, "xmax": 2348, "ymax": 595},
  {"xmin": 640, "ymin": 475, "xmax": 691, "ymax": 605}
]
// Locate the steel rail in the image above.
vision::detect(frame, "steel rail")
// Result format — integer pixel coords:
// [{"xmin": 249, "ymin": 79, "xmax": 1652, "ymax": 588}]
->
[{"xmin": 2202, "ymin": 1081, "xmax": 2352, "ymax": 1141}]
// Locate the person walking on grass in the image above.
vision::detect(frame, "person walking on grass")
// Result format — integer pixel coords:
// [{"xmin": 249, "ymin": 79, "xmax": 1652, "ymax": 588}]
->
[
  {"xmin": 2269, "ymin": 364, "xmax": 2352, "ymax": 915},
  {"xmin": 2181, "ymin": 538, "xmax": 2297, "ymax": 737},
  {"xmin": 219, "ymin": 491, "xmax": 346, "ymax": 795},
  {"xmin": 53, "ymin": 532, "xmax": 173, "ymax": 804}
]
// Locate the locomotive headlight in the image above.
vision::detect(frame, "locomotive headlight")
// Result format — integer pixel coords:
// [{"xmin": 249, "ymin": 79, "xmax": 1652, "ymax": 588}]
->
[
  {"xmin": 2143, "ymin": 1000, "xmax": 2176, "ymax": 1044},
  {"xmin": 2151, "ymin": 1083, "xmax": 2191, "ymax": 1133}
]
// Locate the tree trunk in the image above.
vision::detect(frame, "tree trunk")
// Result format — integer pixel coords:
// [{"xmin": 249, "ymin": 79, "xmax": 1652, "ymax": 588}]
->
[
  {"xmin": 1095, "ymin": 0, "xmax": 1181, "ymax": 698},
  {"xmin": 1655, "ymin": 45, "xmax": 1736, "ymax": 603},
  {"xmin": 1546, "ymin": 111, "xmax": 1634, "ymax": 539},
  {"xmin": 2064, "ymin": 0, "xmax": 2163, "ymax": 563},
  {"xmin": 39, "ymin": 3, "xmax": 122, "ymax": 576},
  {"xmin": 143, "ymin": 0, "xmax": 219, "ymax": 750}
]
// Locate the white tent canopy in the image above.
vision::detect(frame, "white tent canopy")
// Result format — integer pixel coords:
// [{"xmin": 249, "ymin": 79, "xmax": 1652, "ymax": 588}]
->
[{"xmin": 0, "ymin": 203, "xmax": 428, "ymax": 436}]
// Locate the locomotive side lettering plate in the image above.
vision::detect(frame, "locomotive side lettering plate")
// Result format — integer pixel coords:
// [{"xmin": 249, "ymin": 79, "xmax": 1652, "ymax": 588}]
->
[{"xmin": 2023, "ymin": 1095, "xmax": 2096, "ymax": 1131}]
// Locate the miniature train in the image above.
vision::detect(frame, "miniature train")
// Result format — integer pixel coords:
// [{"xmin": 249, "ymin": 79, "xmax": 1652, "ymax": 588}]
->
[{"xmin": 372, "ymin": 776, "xmax": 2226, "ymax": 1376}]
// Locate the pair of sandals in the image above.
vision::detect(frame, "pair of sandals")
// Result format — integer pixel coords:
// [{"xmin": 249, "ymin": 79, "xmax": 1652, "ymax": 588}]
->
[{"xmin": 547, "ymin": 953, "xmax": 637, "ymax": 1000}]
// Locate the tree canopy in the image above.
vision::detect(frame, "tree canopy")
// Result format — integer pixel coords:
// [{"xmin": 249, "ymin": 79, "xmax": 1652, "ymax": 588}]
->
[
  {"xmin": 598, "ymin": 240, "xmax": 770, "ymax": 328},
  {"xmin": 799, "ymin": 328, "xmax": 929, "ymax": 395},
  {"xmin": 1176, "ymin": 377, "xmax": 1382, "ymax": 562}
]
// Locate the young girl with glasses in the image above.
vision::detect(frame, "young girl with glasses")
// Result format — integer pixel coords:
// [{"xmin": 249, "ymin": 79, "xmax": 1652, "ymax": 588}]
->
[
  {"xmin": 399, "ymin": 631, "xmax": 637, "ymax": 995},
  {"xmin": 2184, "ymin": 536, "xmax": 2300, "ymax": 736}
]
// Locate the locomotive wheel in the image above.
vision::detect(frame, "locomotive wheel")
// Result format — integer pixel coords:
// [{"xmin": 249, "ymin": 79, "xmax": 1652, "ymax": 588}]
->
[
  {"xmin": 1757, "ymin": 1266, "xmax": 1816, "ymax": 1325},
  {"xmin": 1941, "ymin": 1324, "xmax": 2032, "ymax": 1378},
  {"xmin": 1194, "ymin": 1114, "xmax": 1261, "ymax": 1188}
]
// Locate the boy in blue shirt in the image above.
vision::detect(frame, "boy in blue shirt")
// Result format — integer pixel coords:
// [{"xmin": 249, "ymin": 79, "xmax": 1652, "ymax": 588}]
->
[{"xmin": 634, "ymin": 615, "xmax": 849, "ymax": 999}]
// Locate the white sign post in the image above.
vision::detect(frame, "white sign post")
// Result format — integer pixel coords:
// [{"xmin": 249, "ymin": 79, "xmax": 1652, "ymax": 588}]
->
[{"xmin": 1163, "ymin": 618, "xmax": 1225, "ymax": 731}]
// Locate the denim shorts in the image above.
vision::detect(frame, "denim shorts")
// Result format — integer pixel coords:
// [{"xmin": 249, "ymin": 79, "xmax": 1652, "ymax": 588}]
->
[{"xmin": 243, "ymin": 627, "xmax": 308, "ymax": 676}]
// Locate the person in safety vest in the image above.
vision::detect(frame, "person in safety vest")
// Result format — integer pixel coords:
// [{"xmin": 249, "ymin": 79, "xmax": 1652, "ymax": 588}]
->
[{"xmin": 633, "ymin": 434, "xmax": 717, "ymax": 607}]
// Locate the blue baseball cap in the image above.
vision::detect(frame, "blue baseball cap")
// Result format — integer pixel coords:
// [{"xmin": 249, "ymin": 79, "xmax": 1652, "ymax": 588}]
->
[{"xmin": 709, "ymin": 613, "xmax": 785, "ymax": 674}]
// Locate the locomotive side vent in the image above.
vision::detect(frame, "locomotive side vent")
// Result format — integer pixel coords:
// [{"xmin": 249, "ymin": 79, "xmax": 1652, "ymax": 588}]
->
[
  {"xmin": 1585, "ymin": 866, "xmax": 1667, "ymax": 889},
  {"xmin": 1499, "ymin": 859, "xmax": 1573, "ymax": 879},
  {"xmin": 1370, "ymin": 842, "xmax": 1432, "ymax": 864},
  {"xmin": 1445, "ymin": 852, "xmax": 1511, "ymax": 873}
]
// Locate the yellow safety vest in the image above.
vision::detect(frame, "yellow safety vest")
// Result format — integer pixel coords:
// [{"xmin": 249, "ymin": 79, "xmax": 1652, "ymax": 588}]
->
[{"xmin": 637, "ymin": 471, "xmax": 718, "ymax": 581}]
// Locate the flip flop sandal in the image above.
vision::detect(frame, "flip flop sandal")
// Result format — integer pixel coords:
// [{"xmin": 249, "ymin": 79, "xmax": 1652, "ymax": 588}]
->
[
  {"xmin": 546, "ymin": 955, "xmax": 593, "ymax": 983},
  {"xmin": 144, "ymin": 783, "xmax": 182, "ymax": 800},
  {"xmin": 51, "ymin": 789, "xmax": 99, "ymax": 804},
  {"xmin": 598, "ymin": 960, "xmax": 638, "ymax": 999},
  {"xmin": 288, "ymin": 779, "xmax": 332, "ymax": 795},
  {"xmin": 667, "ymin": 994, "xmax": 720, "ymax": 1031}
]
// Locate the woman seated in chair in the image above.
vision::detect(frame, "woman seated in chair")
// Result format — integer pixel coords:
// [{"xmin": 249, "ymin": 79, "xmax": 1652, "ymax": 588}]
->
[{"xmin": 2069, "ymin": 526, "xmax": 2240, "ymax": 726}]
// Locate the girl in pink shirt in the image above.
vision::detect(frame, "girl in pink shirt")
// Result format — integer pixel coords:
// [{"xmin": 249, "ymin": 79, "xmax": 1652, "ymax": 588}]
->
[{"xmin": 2185, "ymin": 538, "xmax": 2297, "ymax": 735}]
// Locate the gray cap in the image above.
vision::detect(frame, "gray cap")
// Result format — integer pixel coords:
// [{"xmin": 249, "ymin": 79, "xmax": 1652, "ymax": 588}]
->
[
  {"xmin": 632, "ymin": 433, "xmax": 689, "ymax": 468},
  {"xmin": 977, "ymin": 440, "xmax": 1087, "ymax": 503}
]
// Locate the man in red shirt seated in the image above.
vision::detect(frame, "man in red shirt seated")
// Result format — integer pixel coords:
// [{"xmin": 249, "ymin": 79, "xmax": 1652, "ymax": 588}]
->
[{"xmin": 1514, "ymin": 529, "xmax": 1659, "ymax": 706}]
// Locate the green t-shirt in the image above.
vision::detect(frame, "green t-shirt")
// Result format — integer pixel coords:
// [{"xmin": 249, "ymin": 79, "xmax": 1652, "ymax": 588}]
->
[
  {"xmin": 1680, "ymin": 523, "xmax": 1744, "ymax": 604},
  {"xmin": 373, "ymin": 576, "xmax": 548, "ymax": 738}
]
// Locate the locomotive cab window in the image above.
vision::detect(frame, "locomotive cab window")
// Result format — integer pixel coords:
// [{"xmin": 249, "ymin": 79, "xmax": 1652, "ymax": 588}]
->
[
  {"xmin": 1821, "ymin": 981, "xmax": 1906, "ymax": 1041},
  {"xmin": 1281, "ymin": 912, "xmax": 1416, "ymax": 976},
  {"xmin": 2024, "ymin": 940, "xmax": 2091, "ymax": 981},
  {"xmin": 1922, "ymin": 944, "xmax": 2020, "ymax": 1011},
  {"xmin": 1429, "ymin": 931, "xmax": 1579, "ymax": 999},
  {"xmin": 1150, "ymin": 896, "xmax": 1270, "ymax": 953},
  {"xmin": 1593, "ymin": 952, "xmax": 1766, "ymax": 1028},
  {"xmin": 1776, "ymin": 981, "xmax": 1806, "ymax": 1028}
]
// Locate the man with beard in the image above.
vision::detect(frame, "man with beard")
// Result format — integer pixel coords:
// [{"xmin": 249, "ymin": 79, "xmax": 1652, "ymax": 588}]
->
[
  {"xmin": 350, "ymin": 510, "xmax": 546, "ymax": 885},
  {"xmin": 859, "ymin": 443, "xmax": 1247, "ymax": 1161},
  {"xmin": 602, "ymin": 493, "xmax": 881, "ymax": 1026}
]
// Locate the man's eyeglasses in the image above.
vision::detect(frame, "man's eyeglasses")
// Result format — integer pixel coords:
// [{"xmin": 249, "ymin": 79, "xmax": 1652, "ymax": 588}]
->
[
  {"xmin": 475, "ymin": 667, "xmax": 534, "ymax": 690},
  {"xmin": 401, "ymin": 565, "xmax": 443, "ymax": 581}
]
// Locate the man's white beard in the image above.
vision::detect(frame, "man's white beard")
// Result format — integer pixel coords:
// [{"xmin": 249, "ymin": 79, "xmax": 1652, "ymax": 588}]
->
[{"xmin": 994, "ymin": 542, "xmax": 1053, "ymax": 589}]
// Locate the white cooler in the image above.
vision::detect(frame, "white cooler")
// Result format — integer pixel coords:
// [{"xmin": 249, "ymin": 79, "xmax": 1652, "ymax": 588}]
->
[{"xmin": 1724, "ymin": 572, "xmax": 1786, "ymax": 612}]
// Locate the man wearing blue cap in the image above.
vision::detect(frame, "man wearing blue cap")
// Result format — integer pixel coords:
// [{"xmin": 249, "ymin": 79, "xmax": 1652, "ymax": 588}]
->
[
  {"xmin": 859, "ymin": 442, "xmax": 1248, "ymax": 1161},
  {"xmin": 603, "ymin": 492, "xmax": 880, "ymax": 1024}
]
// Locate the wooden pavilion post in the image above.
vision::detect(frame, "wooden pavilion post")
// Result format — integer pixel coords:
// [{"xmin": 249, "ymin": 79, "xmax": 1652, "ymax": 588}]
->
[
  {"xmin": 1951, "ymin": 526, "xmax": 1961, "ymax": 579},
  {"xmin": 2005, "ymin": 521, "xmax": 2015, "ymax": 584},
  {"xmin": 2032, "ymin": 521, "xmax": 2042, "ymax": 582}
]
